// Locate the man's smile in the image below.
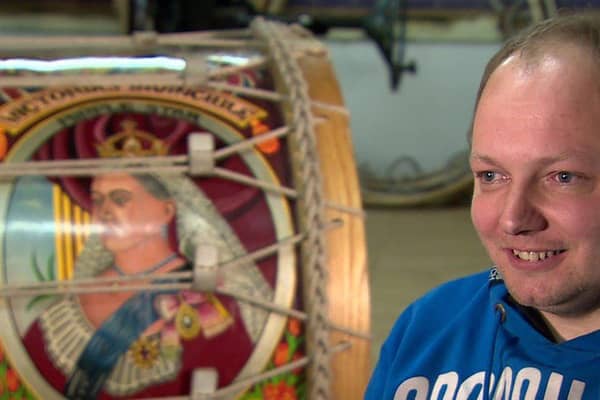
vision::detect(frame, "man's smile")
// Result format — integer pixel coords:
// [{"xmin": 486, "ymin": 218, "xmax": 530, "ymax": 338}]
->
[{"xmin": 510, "ymin": 249, "xmax": 567, "ymax": 262}]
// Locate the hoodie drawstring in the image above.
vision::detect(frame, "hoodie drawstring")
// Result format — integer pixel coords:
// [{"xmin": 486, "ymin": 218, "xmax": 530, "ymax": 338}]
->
[{"xmin": 484, "ymin": 303, "xmax": 507, "ymax": 400}]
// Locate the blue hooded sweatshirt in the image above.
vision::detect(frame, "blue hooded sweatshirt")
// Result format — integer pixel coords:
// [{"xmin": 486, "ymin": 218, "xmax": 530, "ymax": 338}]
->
[{"xmin": 365, "ymin": 268, "xmax": 600, "ymax": 399}]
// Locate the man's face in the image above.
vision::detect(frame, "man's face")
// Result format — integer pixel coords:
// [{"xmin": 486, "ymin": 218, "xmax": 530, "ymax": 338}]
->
[
  {"xmin": 91, "ymin": 174, "xmax": 174, "ymax": 253},
  {"xmin": 470, "ymin": 45, "xmax": 600, "ymax": 318}
]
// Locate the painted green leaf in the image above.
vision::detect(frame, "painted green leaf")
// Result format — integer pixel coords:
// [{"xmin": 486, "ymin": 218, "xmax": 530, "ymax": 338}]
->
[
  {"xmin": 26, "ymin": 295, "xmax": 56, "ymax": 311},
  {"xmin": 30, "ymin": 252, "xmax": 44, "ymax": 282},
  {"xmin": 46, "ymin": 253, "xmax": 55, "ymax": 281}
]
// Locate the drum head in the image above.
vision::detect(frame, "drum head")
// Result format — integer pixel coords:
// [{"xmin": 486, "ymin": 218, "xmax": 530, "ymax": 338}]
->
[{"xmin": 0, "ymin": 19, "xmax": 369, "ymax": 400}]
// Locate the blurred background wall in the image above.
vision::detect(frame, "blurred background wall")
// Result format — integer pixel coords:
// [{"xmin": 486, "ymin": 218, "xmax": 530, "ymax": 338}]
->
[{"xmin": 328, "ymin": 38, "xmax": 499, "ymax": 175}]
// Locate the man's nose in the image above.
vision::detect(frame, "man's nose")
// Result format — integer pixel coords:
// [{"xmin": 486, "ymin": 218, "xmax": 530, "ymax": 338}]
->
[{"xmin": 499, "ymin": 184, "xmax": 547, "ymax": 235}]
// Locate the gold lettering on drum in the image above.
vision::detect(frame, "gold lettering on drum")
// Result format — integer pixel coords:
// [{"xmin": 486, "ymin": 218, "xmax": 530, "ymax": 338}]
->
[
  {"xmin": 57, "ymin": 104, "xmax": 114, "ymax": 128},
  {"xmin": 0, "ymin": 86, "xmax": 120, "ymax": 135},
  {"xmin": 0, "ymin": 85, "xmax": 267, "ymax": 136},
  {"xmin": 144, "ymin": 104, "xmax": 204, "ymax": 125},
  {"xmin": 127, "ymin": 85, "xmax": 266, "ymax": 124}
]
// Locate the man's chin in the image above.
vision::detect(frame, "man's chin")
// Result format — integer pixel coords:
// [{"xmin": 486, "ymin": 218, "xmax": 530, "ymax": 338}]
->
[
  {"xmin": 503, "ymin": 277, "xmax": 555, "ymax": 308},
  {"xmin": 506, "ymin": 284, "xmax": 588, "ymax": 317}
]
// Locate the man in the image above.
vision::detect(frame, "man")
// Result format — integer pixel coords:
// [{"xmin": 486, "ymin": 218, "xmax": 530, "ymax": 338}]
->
[{"xmin": 366, "ymin": 13, "xmax": 600, "ymax": 399}]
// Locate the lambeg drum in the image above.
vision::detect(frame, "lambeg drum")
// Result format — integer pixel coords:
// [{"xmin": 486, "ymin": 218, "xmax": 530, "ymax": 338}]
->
[{"xmin": 0, "ymin": 18, "xmax": 370, "ymax": 400}]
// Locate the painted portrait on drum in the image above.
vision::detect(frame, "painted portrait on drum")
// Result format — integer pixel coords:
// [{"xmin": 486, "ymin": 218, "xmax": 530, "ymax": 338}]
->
[{"xmin": 0, "ymin": 104, "xmax": 296, "ymax": 399}]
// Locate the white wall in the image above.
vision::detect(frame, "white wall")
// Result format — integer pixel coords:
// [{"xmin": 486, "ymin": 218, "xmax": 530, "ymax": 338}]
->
[{"xmin": 326, "ymin": 39, "xmax": 501, "ymax": 176}]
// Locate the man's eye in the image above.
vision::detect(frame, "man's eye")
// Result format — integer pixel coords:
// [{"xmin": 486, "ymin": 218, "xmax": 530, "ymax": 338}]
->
[
  {"xmin": 476, "ymin": 171, "xmax": 499, "ymax": 183},
  {"xmin": 555, "ymin": 171, "xmax": 575, "ymax": 184}
]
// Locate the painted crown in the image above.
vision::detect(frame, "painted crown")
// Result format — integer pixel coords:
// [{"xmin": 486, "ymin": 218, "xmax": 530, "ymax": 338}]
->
[{"xmin": 96, "ymin": 120, "xmax": 168, "ymax": 157}]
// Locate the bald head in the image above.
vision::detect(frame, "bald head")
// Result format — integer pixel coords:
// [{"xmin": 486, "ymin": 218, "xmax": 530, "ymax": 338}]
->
[{"xmin": 469, "ymin": 13, "xmax": 600, "ymax": 143}]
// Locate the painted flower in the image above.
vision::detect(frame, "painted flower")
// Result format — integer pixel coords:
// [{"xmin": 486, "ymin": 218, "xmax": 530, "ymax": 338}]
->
[
  {"xmin": 287, "ymin": 318, "xmax": 301, "ymax": 336},
  {"xmin": 279, "ymin": 383, "xmax": 298, "ymax": 400},
  {"xmin": 240, "ymin": 314, "xmax": 307, "ymax": 400},
  {"xmin": 263, "ymin": 381, "xmax": 297, "ymax": 400},
  {"xmin": 249, "ymin": 119, "xmax": 279, "ymax": 154},
  {"xmin": 6, "ymin": 368, "xmax": 19, "ymax": 392},
  {"xmin": 273, "ymin": 342, "xmax": 289, "ymax": 367},
  {"xmin": 262, "ymin": 382, "xmax": 279, "ymax": 399}
]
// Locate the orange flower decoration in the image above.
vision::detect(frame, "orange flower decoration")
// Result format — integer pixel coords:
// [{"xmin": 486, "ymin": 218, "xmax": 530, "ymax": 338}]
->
[
  {"xmin": 287, "ymin": 318, "xmax": 301, "ymax": 336},
  {"xmin": 6, "ymin": 369, "xmax": 19, "ymax": 392},
  {"xmin": 279, "ymin": 383, "xmax": 298, "ymax": 400},
  {"xmin": 263, "ymin": 382, "xmax": 279, "ymax": 399},
  {"xmin": 273, "ymin": 342, "xmax": 289, "ymax": 367},
  {"xmin": 250, "ymin": 119, "xmax": 280, "ymax": 154},
  {"xmin": 263, "ymin": 381, "xmax": 297, "ymax": 400}
]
